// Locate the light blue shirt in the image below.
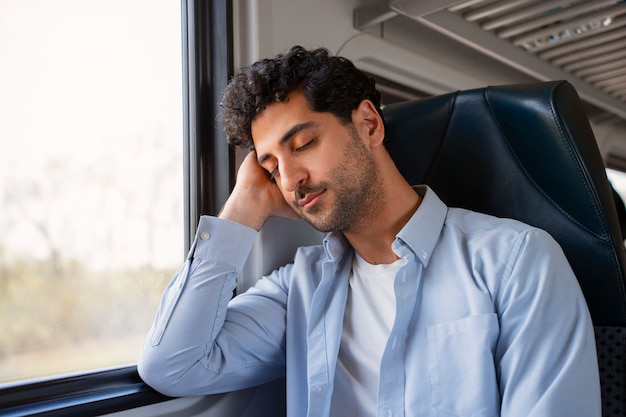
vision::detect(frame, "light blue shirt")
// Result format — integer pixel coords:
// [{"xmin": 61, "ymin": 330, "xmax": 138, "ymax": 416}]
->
[{"xmin": 138, "ymin": 186, "xmax": 601, "ymax": 417}]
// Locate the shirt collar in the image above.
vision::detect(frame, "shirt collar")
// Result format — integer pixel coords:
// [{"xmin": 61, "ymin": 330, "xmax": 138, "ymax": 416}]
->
[
  {"xmin": 395, "ymin": 185, "xmax": 448, "ymax": 267},
  {"xmin": 322, "ymin": 185, "xmax": 448, "ymax": 267},
  {"xmin": 323, "ymin": 231, "xmax": 351, "ymax": 262}
]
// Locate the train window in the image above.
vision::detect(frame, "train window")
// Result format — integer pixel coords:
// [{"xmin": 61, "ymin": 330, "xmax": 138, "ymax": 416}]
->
[
  {"xmin": 608, "ymin": 169, "xmax": 626, "ymax": 196},
  {"xmin": 0, "ymin": 0, "xmax": 183, "ymax": 385},
  {"xmin": 607, "ymin": 168, "xmax": 626, "ymax": 243}
]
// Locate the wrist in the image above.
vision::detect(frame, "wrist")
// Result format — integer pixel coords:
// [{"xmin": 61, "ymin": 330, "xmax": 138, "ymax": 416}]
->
[{"xmin": 219, "ymin": 196, "xmax": 268, "ymax": 231}]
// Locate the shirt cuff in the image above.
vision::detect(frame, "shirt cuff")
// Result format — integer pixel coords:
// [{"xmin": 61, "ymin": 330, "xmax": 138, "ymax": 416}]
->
[{"xmin": 191, "ymin": 216, "xmax": 258, "ymax": 268}]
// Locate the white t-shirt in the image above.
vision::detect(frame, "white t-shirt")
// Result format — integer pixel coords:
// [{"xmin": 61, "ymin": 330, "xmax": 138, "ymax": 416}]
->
[{"xmin": 330, "ymin": 253, "xmax": 406, "ymax": 416}]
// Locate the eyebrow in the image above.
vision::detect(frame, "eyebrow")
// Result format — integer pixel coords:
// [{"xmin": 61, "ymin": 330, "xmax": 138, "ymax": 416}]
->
[{"xmin": 257, "ymin": 121, "xmax": 318, "ymax": 165}]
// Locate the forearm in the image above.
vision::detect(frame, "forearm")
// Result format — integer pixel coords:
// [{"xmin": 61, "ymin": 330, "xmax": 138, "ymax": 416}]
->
[
  {"xmin": 138, "ymin": 216, "xmax": 258, "ymax": 396},
  {"xmin": 219, "ymin": 192, "xmax": 268, "ymax": 231}
]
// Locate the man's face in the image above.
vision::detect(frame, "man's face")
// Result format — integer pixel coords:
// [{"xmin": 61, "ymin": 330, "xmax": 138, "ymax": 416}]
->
[{"xmin": 251, "ymin": 90, "xmax": 382, "ymax": 233}]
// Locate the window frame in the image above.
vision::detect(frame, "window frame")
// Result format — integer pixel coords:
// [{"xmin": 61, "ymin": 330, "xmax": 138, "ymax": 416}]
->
[
  {"xmin": 0, "ymin": 366, "xmax": 169, "ymax": 416},
  {"xmin": 0, "ymin": 0, "xmax": 232, "ymax": 413}
]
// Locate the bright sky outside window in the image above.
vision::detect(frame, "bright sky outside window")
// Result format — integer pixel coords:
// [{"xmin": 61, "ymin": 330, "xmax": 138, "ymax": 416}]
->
[{"xmin": 0, "ymin": 0, "xmax": 183, "ymax": 384}]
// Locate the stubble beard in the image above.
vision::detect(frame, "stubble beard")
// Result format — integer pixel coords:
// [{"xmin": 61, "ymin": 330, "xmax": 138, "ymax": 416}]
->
[{"xmin": 298, "ymin": 127, "xmax": 383, "ymax": 233}]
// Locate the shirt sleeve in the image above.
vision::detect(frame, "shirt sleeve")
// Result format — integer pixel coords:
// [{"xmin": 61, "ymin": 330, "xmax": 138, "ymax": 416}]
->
[
  {"xmin": 496, "ymin": 228, "xmax": 601, "ymax": 417},
  {"xmin": 137, "ymin": 216, "xmax": 288, "ymax": 397}
]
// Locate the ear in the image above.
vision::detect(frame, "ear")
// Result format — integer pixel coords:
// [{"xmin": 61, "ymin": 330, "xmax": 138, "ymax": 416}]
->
[{"xmin": 352, "ymin": 99, "xmax": 385, "ymax": 149}]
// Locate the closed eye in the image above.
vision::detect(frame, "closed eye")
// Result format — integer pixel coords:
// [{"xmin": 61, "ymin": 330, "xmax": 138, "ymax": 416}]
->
[
  {"xmin": 295, "ymin": 140, "xmax": 314, "ymax": 152},
  {"xmin": 269, "ymin": 166, "xmax": 278, "ymax": 181}
]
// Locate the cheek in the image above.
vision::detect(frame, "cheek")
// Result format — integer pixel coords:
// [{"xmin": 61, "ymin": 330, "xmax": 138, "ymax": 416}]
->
[{"xmin": 280, "ymin": 188, "xmax": 295, "ymax": 205}]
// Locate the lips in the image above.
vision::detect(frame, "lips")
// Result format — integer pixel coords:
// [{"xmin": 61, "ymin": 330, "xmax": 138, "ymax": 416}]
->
[{"xmin": 297, "ymin": 189, "xmax": 325, "ymax": 210}]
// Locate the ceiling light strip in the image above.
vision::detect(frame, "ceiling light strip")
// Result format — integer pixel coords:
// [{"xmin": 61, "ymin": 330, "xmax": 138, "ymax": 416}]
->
[
  {"xmin": 497, "ymin": 0, "xmax": 619, "ymax": 39},
  {"xmin": 414, "ymin": 9, "xmax": 626, "ymax": 118},
  {"xmin": 539, "ymin": 24, "xmax": 626, "ymax": 59},
  {"xmin": 512, "ymin": 3, "xmax": 626, "ymax": 48}
]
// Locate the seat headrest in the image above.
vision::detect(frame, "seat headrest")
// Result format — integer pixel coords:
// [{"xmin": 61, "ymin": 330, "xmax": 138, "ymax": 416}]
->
[{"xmin": 383, "ymin": 80, "xmax": 626, "ymax": 326}]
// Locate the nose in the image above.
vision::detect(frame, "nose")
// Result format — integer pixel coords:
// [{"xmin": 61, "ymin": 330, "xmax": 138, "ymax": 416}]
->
[{"xmin": 278, "ymin": 158, "xmax": 306, "ymax": 192}]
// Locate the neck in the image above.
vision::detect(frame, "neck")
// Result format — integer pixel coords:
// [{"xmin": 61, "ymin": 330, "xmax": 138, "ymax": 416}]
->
[{"xmin": 343, "ymin": 172, "xmax": 421, "ymax": 265}]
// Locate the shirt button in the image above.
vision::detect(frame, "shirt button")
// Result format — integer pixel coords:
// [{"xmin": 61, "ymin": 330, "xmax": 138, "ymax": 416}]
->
[
  {"xmin": 200, "ymin": 231, "xmax": 210, "ymax": 240},
  {"xmin": 421, "ymin": 250, "xmax": 428, "ymax": 260}
]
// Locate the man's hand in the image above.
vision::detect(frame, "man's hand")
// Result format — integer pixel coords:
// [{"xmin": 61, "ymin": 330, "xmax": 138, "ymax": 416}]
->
[{"xmin": 219, "ymin": 151, "xmax": 300, "ymax": 230}]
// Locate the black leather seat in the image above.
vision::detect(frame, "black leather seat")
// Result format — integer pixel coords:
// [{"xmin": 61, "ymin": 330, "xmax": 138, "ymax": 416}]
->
[{"xmin": 383, "ymin": 80, "xmax": 626, "ymax": 416}]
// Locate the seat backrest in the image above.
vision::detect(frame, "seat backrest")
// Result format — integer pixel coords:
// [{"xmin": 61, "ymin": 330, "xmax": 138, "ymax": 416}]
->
[{"xmin": 383, "ymin": 81, "xmax": 626, "ymax": 415}]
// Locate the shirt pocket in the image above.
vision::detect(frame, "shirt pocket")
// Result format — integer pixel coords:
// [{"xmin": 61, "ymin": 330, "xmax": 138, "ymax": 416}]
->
[{"xmin": 427, "ymin": 313, "xmax": 500, "ymax": 417}]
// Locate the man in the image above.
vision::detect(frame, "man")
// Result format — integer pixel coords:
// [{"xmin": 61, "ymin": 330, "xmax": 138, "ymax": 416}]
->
[{"xmin": 138, "ymin": 46, "xmax": 601, "ymax": 416}]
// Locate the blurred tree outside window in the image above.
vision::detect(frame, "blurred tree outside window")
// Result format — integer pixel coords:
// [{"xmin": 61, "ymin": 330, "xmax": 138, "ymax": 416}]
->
[{"xmin": 0, "ymin": 0, "xmax": 183, "ymax": 384}]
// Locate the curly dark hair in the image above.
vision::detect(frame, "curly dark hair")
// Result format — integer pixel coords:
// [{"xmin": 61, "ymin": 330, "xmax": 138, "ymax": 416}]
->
[{"xmin": 219, "ymin": 46, "xmax": 383, "ymax": 149}]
